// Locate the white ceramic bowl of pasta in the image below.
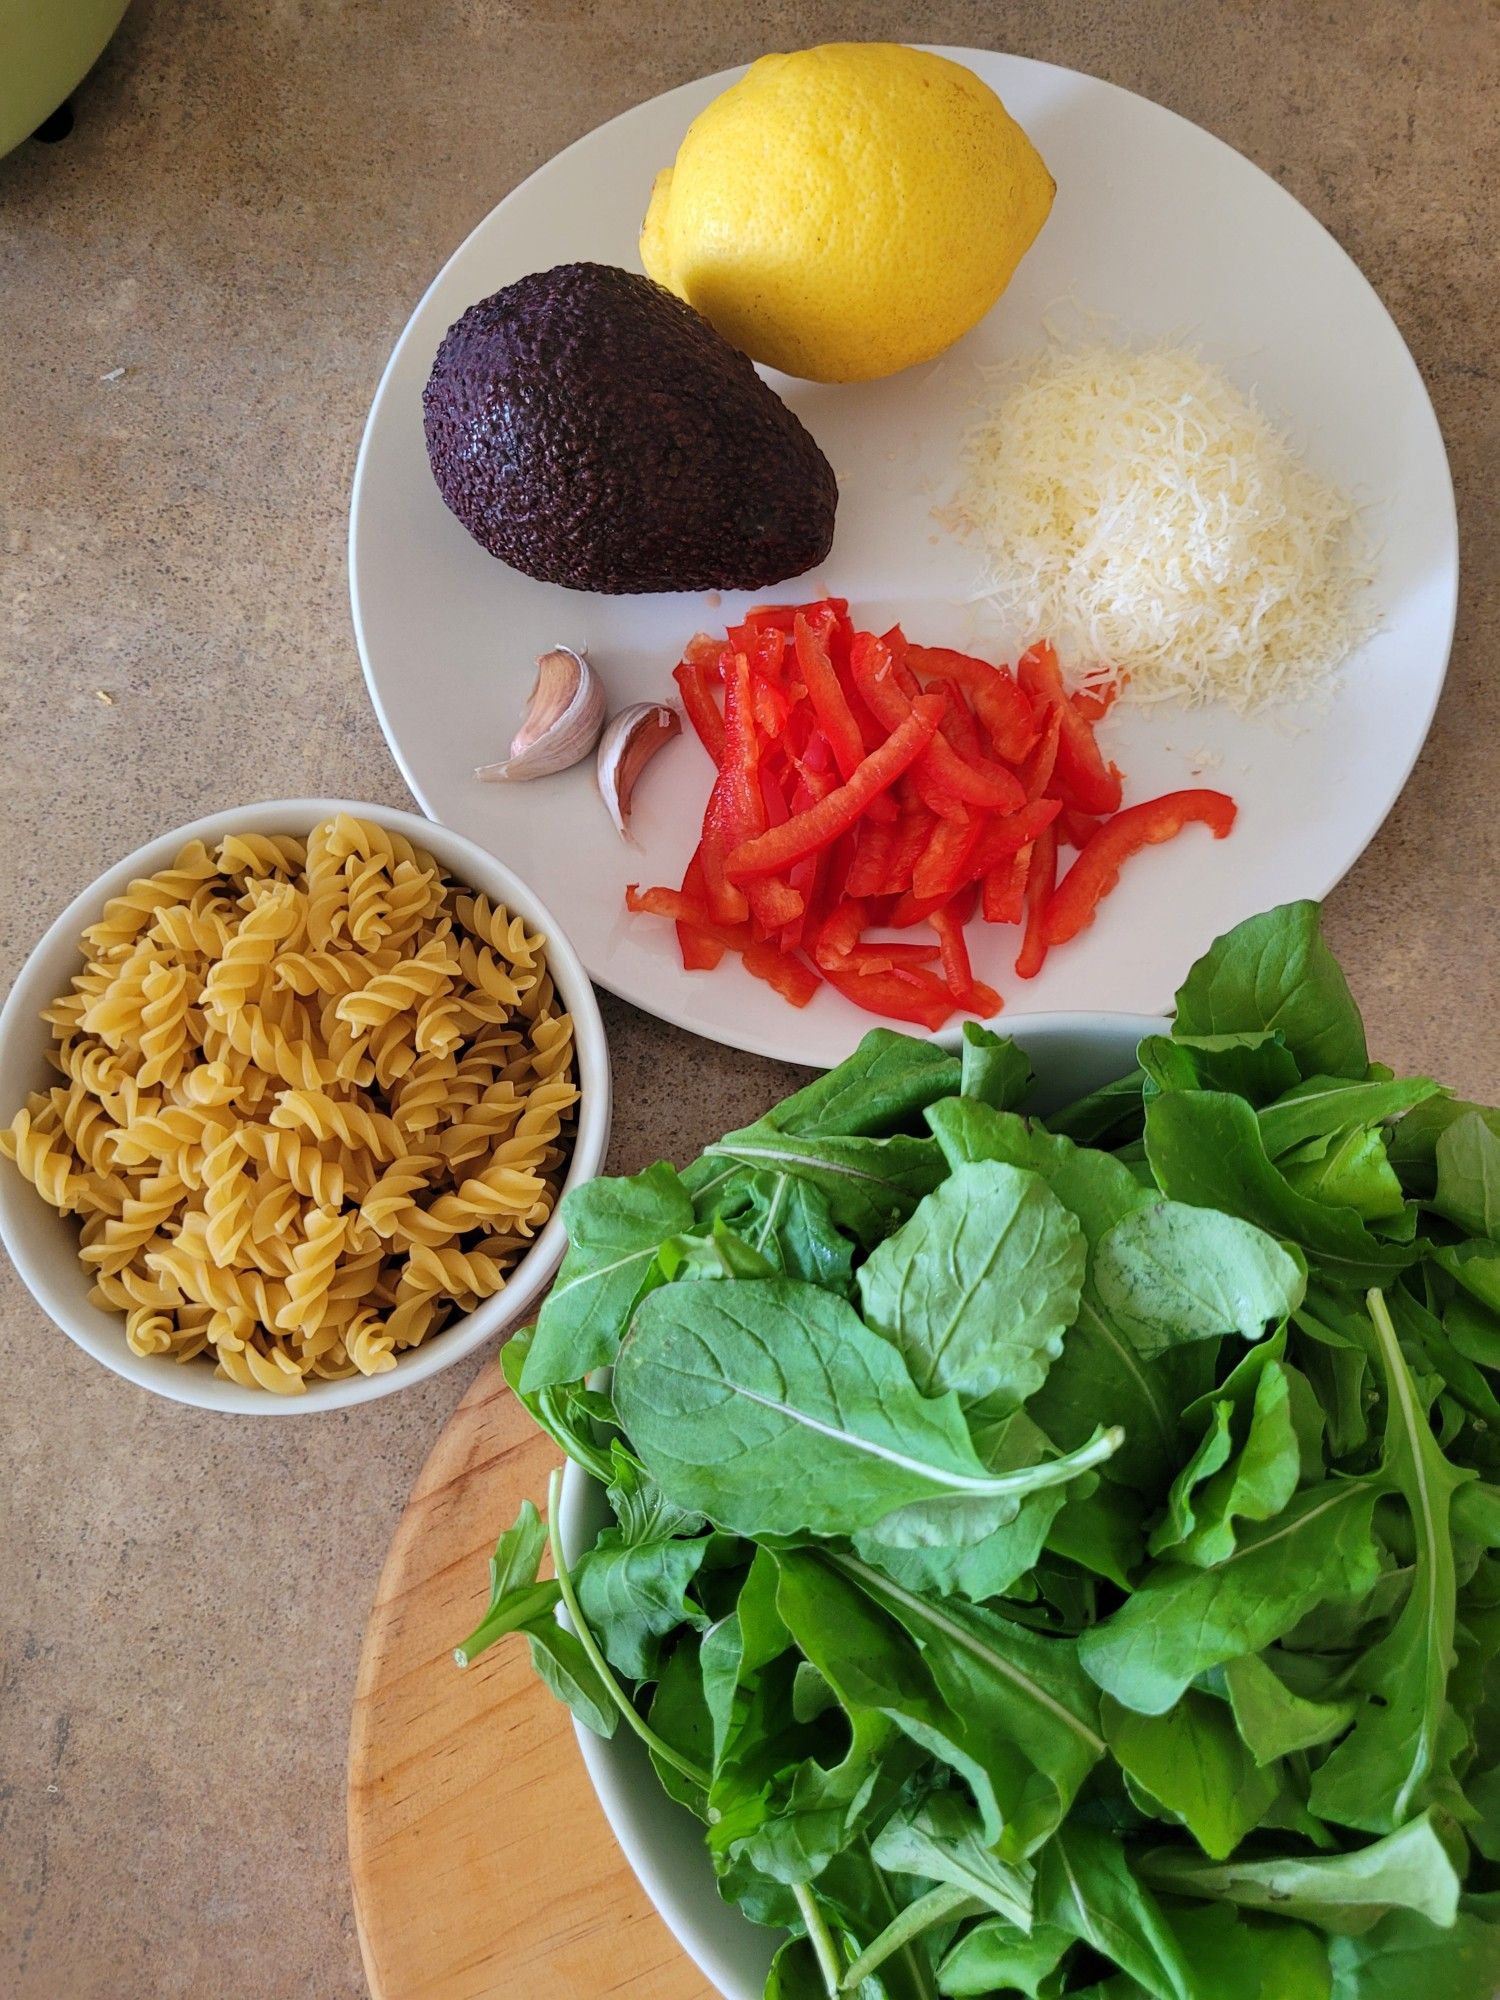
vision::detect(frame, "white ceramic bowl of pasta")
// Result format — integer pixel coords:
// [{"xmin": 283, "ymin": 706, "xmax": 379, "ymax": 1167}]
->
[
  {"xmin": 0, "ymin": 798, "xmax": 611, "ymax": 1414},
  {"xmin": 556, "ymin": 1010, "xmax": 1160, "ymax": 2000}
]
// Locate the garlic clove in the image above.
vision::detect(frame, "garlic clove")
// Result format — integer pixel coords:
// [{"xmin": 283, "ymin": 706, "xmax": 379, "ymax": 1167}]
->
[
  {"xmin": 597, "ymin": 702, "xmax": 681, "ymax": 839},
  {"xmin": 475, "ymin": 645, "xmax": 606, "ymax": 781}
]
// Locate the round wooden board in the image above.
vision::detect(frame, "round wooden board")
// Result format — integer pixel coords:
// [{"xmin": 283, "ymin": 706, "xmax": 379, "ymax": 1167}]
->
[{"xmin": 347, "ymin": 1359, "xmax": 713, "ymax": 2000}]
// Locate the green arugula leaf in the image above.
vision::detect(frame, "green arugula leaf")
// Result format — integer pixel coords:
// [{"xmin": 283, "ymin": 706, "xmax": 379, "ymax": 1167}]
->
[
  {"xmin": 1092, "ymin": 1199, "xmax": 1306, "ymax": 1356},
  {"xmin": 1144, "ymin": 1091, "xmax": 1417, "ymax": 1286},
  {"xmin": 658, "ymin": 1216, "xmax": 778, "ymax": 1282},
  {"xmin": 1308, "ymin": 1291, "xmax": 1474, "ymax": 1832},
  {"xmin": 1220, "ymin": 1652, "xmax": 1359, "ymax": 1764},
  {"xmin": 1388, "ymin": 1098, "xmax": 1500, "ymax": 1198},
  {"xmin": 857, "ymin": 1162, "xmax": 1084, "ymax": 1409},
  {"xmin": 765, "ymin": 1028, "xmax": 962, "ymax": 1138},
  {"xmin": 645, "ymin": 1637, "xmax": 715, "ymax": 1814},
  {"xmin": 713, "ymin": 1168, "xmax": 857, "ymax": 1296},
  {"xmin": 829, "ymin": 1553, "xmax": 1107, "ymax": 1857},
  {"xmin": 525, "ymin": 1620, "xmax": 619, "ymax": 1740},
  {"xmin": 1140, "ymin": 1809, "xmax": 1461, "ymax": 1932},
  {"xmin": 872, "ymin": 1789, "xmax": 1034, "ymax": 1929},
  {"xmin": 852, "ymin": 1411, "xmax": 1084, "ymax": 1601},
  {"xmin": 1138, "ymin": 1030, "xmax": 1301, "ymax": 1108},
  {"xmin": 958, "ymin": 1023, "xmax": 1034, "ymax": 1110},
  {"xmin": 604, "ymin": 1442, "xmax": 705, "ymax": 1545},
  {"xmin": 1434, "ymin": 1110, "xmax": 1500, "ymax": 1239},
  {"xmin": 1258, "ymin": 1075, "xmax": 1444, "ymax": 1158},
  {"xmin": 616, "ymin": 1278, "xmax": 1119, "ymax": 1540},
  {"xmin": 1141, "ymin": 1905, "xmax": 1331, "ymax": 2000},
  {"xmin": 1101, "ymin": 1689, "xmax": 1278, "ymax": 1858},
  {"xmin": 1173, "ymin": 901, "xmax": 1368, "ymax": 1081},
  {"xmin": 926, "ymin": 1100, "xmax": 1193, "ymax": 1492},
  {"xmin": 1435, "ymin": 1242, "xmax": 1500, "ymax": 1317},
  {"xmin": 1037, "ymin": 1823, "xmax": 1201, "ymax": 2000},
  {"xmin": 451, "ymin": 1499, "xmax": 618, "ymax": 1740},
  {"xmin": 1326, "ymin": 1901, "xmax": 1500, "ymax": 2000},
  {"xmin": 701, "ymin": 1129, "xmax": 947, "ymax": 1246},
  {"xmin": 521, "ymin": 1162, "xmax": 693, "ymax": 1390},
  {"xmin": 935, "ymin": 1915, "xmax": 1072, "ymax": 1997},
  {"xmin": 573, "ymin": 1529, "xmax": 711, "ymax": 1679},
  {"xmin": 501, "ymin": 1328, "xmax": 618, "ymax": 1482},
  {"xmin": 1279, "ymin": 1125, "xmax": 1407, "ymax": 1224},
  {"xmin": 1047, "ymin": 1069, "xmax": 1147, "ymax": 1147},
  {"xmin": 452, "ymin": 1500, "xmax": 558, "ymax": 1667},
  {"xmin": 1079, "ymin": 1480, "xmax": 1383, "ymax": 1713},
  {"xmin": 1149, "ymin": 1335, "xmax": 1320, "ymax": 1567}
]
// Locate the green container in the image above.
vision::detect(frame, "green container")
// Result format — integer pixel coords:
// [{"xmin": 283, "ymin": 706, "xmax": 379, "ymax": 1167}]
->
[{"xmin": 0, "ymin": 0, "xmax": 130, "ymax": 158}]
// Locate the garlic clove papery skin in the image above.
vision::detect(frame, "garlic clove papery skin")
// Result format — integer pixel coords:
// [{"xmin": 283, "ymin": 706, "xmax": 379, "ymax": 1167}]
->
[
  {"xmin": 475, "ymin": 645, "xmax": 606, "ymax": 781},
  {"xmin": 597, "ymin": 702, "xmax": 681, "ymax": 839}
]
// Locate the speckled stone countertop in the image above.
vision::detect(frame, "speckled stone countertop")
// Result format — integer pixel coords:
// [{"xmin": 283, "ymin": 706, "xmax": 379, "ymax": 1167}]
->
[{"xmin": 0, "ymin": 3, "xmax": 1494, "ymax": 1995}]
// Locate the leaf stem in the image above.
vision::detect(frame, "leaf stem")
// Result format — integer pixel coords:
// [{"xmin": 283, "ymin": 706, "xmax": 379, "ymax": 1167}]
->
[
  {"xmin": 792, "ymin": 1882, "xmax": 843, "ymax": 1999},
  {"xmin": 545, "ymin": 1469, "xmax": 711, "ymax": 1790},
  {"xmin": 839, "ymin": 1883, "xmax": 979, "ymax": 1991}
]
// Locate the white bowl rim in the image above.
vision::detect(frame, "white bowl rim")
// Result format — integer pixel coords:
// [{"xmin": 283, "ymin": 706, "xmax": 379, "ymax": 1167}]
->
[
  {"xmin": 0, "ymin": 796, "xmax": 612, "ymax": 1416},
  {"xmin": 557, "ymin": 1007, "xmax": 1164, "ymax": 1998}
]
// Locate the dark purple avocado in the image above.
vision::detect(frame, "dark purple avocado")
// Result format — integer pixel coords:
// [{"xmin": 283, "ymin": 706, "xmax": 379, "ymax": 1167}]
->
[{"xmin": 421, "ymin": 263, "xmax": 837, "ymax": 595}]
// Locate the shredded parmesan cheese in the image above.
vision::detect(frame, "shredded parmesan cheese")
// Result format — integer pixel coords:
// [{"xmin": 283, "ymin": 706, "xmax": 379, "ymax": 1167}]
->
[{"xmin": 954, "ymin": 343, "xmax": 1373, "ymax": 711}]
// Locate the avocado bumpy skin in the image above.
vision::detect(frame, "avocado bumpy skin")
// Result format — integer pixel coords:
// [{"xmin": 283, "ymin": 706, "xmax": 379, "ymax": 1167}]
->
[{"xmin": 421, "ymin": 263, "xmax": 838, "ymax": 595}]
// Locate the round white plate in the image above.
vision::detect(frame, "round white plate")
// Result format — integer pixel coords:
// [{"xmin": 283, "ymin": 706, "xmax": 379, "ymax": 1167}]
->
[{"xmin": 350, "ymin": 49, "xmax": 1457, "ymax": 1068}]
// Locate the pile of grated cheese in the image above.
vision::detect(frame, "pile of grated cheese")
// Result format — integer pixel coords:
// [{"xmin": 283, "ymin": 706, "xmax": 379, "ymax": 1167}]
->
[{"xmin": 953, "ymin": 343, "xmax": 1373, "ymax": 711}]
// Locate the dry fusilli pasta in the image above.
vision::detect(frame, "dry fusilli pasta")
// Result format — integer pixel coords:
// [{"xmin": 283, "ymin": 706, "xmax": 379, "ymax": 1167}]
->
[{"xmin": 2, "ymin": 816, "xmax": 579, "ymax": 1393}]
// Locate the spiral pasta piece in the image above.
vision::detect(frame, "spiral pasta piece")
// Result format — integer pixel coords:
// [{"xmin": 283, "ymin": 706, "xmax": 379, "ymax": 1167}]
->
[{"xmin": 3, "ymin": 816, "xmax": 578, "ymax": 1392}]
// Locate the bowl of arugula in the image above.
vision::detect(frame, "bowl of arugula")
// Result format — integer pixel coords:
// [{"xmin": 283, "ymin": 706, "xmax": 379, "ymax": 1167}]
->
[{"xmin": 461, "ymin": 901, "xmax": 1500, "ymax": 2000}]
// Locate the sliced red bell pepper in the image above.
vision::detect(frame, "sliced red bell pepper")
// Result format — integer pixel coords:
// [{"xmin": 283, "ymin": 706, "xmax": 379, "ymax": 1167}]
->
[
  {"xmin": 912, "ymin": 811, "xmax": 984, "ymax": 904},
  {"xmin": 726, "ymin": 694, "xmax": 944, "ymax": 883},
  {"xmin": 1058, "ymin": 808, "xmax": 1103, "ymax": 851},
  {"xmin": 983, "ymin": 843, "xmax": 1032, "ymax": 926},
  {"xmin": 906, "ymin": 645, "xmax": 1038, "ymax": 764},
  {"xmin": 932, "ymin": 903, "xmax": 1001, "ymax": 1017},
  {"xmin": 626, "ymin": 883, "xmax": 749, "ymax": 949},
  {"xmin": 968, "ymin": 798, "xmax": 1061, "ymax": 877},
  {"xmin": 1018, "ymin": 706, "xmax": 1062, "ymax": 802},
  {"xmin": 673, "ymin": 646, "xmax": 726, "ymax": 764},
  {"xmin": 852, "ymin": 634, "xmax": 1026, "ymax": 815},
  {"xmin": 1015, "ymin": 824, "xmax": 1058, "ymax": 979},
  {"xmin": 697, "ymin": 651, "xmax": 767, "ymax": 922},
  {"xmin": 751, "ymin": 672, "xmax": 792, "ymax": 740},
  {"xmin": 1044, "ymin": 790, "xmax": 1238, "ymax": 946},
  {"xmin": 812, "ymin": 899, "xmax": 868, "ymax": 965},
  {"xmin": 876, "ymin": 807, "xmax": 940, "ymax": 898},
  {"xmin": 742, "ymin": 939, "xmax": 819, "ymax": 1007},
  {"xmin": 674, "ymin": 850, "xmax": 725, "ymax": 971},
  {"xmin": 628, "ymin": 883, "xmax": 816, "ymax": 1004},
  {"xmin": 1018, "ymin": 641, "xmax": 1123, "ymax": 816},
  {"xmin": 846, "ymin": 817, "xmax": 898, "ymax": 900},
  {"xmin": 821, "ymin": 963, "xmax": 955, "ymax": 1033},
  {"xmin": 936, "ymin": 682, "xmax": 984, "ymax": 763},
  {"xmin": 1071, "ymin": 677, "xmax": 1121, "ymax": 723},
  {"xmin": 746, "ymin": 597, "xmax": 848, "ymax": 638},
  {"xmin": 795, "ymin": 611, "xmax": 867, "ymax": 782}
]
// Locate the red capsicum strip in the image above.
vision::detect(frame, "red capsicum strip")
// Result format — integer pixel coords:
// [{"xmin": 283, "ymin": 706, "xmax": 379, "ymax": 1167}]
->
[
  {"xmin": 673, "ymin": 653, "xmax": 726, "ymax": 764},
  {"xmin": 1015, "ymin": 824, "xmax": 1058, "ymax": 979},
  {"xmin": 795, "ymin": 612, "xmax": 867, "ymax": 781},
  {"xmin": 906, "ymin": 645, "xmax": 1038, "ymax": 764},
  {"xmin": 1044, "ymin": 790, "xmax": 1239, "ymax": 945},
  {"xmin": 852, "ymin": 635, "xmax": 1026, "ymax": 815},
  {"xmin": 821, "ymin": 964, "xmax": 956, "ymax": 1032},
  {"xmin": 725, "ymin": 694, "xmax": 944, "ymax": 883},
  {"xmin": 631, "ymin": 606, "xmax": 1237, "ymax": 1032},
  {"xmin": 1019, "ymin": 641, "xmax": 1123, "ymax": 816}
]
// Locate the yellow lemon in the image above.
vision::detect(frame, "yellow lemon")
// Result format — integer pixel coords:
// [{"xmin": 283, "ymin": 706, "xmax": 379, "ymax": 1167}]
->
[{"xmin": 641, "ymin": 43, "xmax": 1055, "ymax": 383}]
